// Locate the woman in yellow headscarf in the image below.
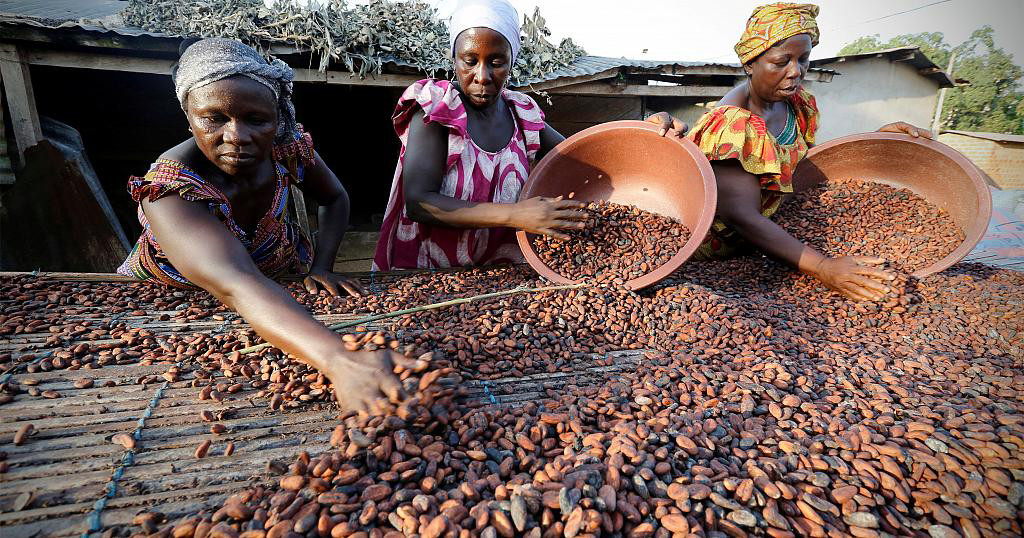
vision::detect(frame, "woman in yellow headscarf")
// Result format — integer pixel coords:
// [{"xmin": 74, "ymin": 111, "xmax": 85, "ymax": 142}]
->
[{"xmin": 648, "ymin": 3, "xmax": 932, "ymax": 302}]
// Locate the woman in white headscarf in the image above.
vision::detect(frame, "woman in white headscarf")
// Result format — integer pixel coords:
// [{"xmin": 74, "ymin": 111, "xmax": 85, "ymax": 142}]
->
[{"xmin": 373, "ymin": 0, "xmax": 588, "ymax": 271}]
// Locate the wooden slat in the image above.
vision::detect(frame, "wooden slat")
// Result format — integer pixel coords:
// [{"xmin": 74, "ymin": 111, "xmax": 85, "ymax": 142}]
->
[
  {"xmin": 0, "ymin": 81, "xmax": 14, "ymax": 185},
  {"xmin": 550, "ymin": 81, "xmax": 734, "ymax": 97},
  {"xmin": 289, "ymin": 184, "xmax": 312, "ymax": 241},
  {"xmin": 541, "ymin": 95, "xmax": 642, "ymax": 123},
  {"xmin": 333, "ymin": 231, "xmax": 380, "ymax": 274},
  {"xmin": 0, "ymin": 290, "xmax": 651, "ymax": 536},
  {"xmin": 0, "ymin": 43, "xmax": 42, "ymax": 162},
  {"xmin": 324, "ymin": 70, "xmax": 423, "ymax": 87},
  {"xmin": 20, "ymin": 47, "xmax": 173, "ymax": 75},
  {"xmin": 9, "ymin": 46, "xmax": 424, "ymax": 88}
]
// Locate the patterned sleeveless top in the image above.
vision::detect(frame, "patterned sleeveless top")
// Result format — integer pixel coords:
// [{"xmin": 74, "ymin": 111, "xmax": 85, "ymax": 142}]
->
[
  {"xmin": 117, "ymin": 129, "xmax": 315, "ymax": 288},
  {"xmin": 687, "ymin": 87, "xmax": 820, "ymax": 258},
  {"xmin": 372, "ymin": 79, "xmax": 546, "ymax": 271}
]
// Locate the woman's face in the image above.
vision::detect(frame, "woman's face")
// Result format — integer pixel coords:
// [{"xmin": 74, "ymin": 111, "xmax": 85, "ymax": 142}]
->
[
  {"xmin": 746, "ymin": 33, "xmax": 812, "ymax": 102},
  {"xmin": 453, "ymin": 27, "xmax": 512, "ymax": 108},
  {"xmin": 185, "ymin": 76, "xmax": 278, "ymax": 176}
]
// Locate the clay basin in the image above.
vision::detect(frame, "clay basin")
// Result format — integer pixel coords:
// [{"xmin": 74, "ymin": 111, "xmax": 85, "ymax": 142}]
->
[
  {"xmin": 791, "ymin": 132, "xmax": 992, "ymax": 277},
  {"xmin": 516, "ymin": 120, "xmax": 717, "ymax": 290}
]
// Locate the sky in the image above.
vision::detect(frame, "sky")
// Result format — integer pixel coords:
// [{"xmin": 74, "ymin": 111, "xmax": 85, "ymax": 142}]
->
[{"xmin": 424, "ymin": 0, "xmax": 1024, "ymax": 66}]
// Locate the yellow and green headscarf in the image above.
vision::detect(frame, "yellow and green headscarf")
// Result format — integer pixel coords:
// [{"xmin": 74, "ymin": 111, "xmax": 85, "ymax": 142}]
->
[{"xmin": 734, "ymin": 3, "xmax": 820, "ymax": 64}]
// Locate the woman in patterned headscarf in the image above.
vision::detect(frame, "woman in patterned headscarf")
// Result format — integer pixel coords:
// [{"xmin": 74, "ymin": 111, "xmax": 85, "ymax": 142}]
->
[
  {"xmin": 648, "ymin": 3, "xmax": 932, "ymax": 302},
  {"xmin": 372, "ymin": 0, "xmax": 588, "ymax": 271},
  {"xmin": 117, "ymin": 38, "xmax": 408, "ymax": 414}
]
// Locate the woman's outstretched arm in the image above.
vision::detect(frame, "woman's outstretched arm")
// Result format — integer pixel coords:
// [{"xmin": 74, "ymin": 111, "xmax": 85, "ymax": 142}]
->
[
  {"xmin": 713, "ymin": 160, "xmax": 895, "ymax": 302},
  {"xmin": 142, "ymin": 195, "xmax": 407, "ymax": 414},
  {"xmin": 401, "ymin": 109, "xmax": 587, "ymax": 240}
]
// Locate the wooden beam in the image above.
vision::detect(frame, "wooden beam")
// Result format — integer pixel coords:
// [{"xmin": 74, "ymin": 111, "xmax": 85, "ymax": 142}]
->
[
  {"xmin": 20, "ymin": 47, "xmax": 173, "ymax": 74},
  {"xmin": 891, "ymin": 50, "xmax": 917, "ymax": 62},
  {"xmin": 289, "ymin": 184, "xmax": 312, "ymax": 242},
  {"xmin": 549, "ymin": 81, "xmax": 734, "ymax": 98},
  {"xmin": 651, "ymin": 64, "xmax": 745, "ymax": 77},
  {"xmin": 2, "ymin": 42, "xmax": 834, "ymax": 96},
  {"xmin": 811, "ymin": 71, "xmax": 834, "ymax": 83},
  {"xmin": 0, "ymin": 43, "xmax": 42, "ymax": 163},
  {"xmin": 324, "ymin": 70, "xmax": 422, "ymax": 87},
  {"xmin": 7, "ymin": 45, "xmax": 424, "ymax": 87},
  {"xmin": 0, "ymin": 82, "xmax": 14, "ymax": 185}
]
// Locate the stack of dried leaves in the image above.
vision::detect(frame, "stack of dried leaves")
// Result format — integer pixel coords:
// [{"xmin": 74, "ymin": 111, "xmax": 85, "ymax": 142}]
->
[{"xmin": 121, "ymin": 0, "xmax": 586, "ymax": 84}]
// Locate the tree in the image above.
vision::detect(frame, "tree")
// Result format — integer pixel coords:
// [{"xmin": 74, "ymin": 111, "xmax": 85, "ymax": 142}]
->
[{"xmin": 837, "ymin": 26, "xmax": 1023, "ymax": 134}]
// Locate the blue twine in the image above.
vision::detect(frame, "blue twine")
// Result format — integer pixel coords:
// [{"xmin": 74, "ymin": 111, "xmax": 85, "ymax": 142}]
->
[
  {"xmin": 0, "ymin": 350, "xmax": 53, "ymax": 385},
  {"xmin": 482, "ymin": 381, "xmax": 498, "ymax": 404},
  {"xmin": 82, "ymin": 378, "xmax": 171, "ymax": 537},
  {"xmin": 81, "ymin": 317, "xmax": 179, "ymax": 537}
]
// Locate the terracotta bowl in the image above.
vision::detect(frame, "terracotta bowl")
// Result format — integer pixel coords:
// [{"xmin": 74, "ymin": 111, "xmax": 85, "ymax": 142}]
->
[
  {"xmin": 791, "ymin": 132, "xmax": 992, "ymax": 277},
  {"xmin": 516, "ymin": 120, "xmax": 717, "ymax": 290}
]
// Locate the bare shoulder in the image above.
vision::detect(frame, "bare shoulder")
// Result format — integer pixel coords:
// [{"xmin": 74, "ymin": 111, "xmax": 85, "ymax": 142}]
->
[
  {"xmin": 158, "ymin": 138, "xmax": 206, "ymax": 168},
  {"xmin": 717, "ymin": 81, "xmax": 750, "ymax": 109},
  {"xmin": 407, "ymin": 108, "xmax": 447, "ymax": 140}
]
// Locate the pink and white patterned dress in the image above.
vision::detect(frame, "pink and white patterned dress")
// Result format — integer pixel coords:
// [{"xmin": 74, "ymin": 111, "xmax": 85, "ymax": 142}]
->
[{"xmin": 372, "ymin": 79, "xmax": 546, "ymax": 271}]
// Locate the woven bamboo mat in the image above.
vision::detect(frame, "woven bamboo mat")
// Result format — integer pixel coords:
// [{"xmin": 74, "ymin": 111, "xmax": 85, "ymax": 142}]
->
[{"xmin": 0, "ymin": 280, "xmax": 647, "ymax": 537}]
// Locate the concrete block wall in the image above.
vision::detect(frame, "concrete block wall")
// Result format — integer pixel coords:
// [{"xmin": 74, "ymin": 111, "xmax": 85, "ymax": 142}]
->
[{"xmin": 939, "ymin": 133, "xmax": 1024, "ymax": 189}]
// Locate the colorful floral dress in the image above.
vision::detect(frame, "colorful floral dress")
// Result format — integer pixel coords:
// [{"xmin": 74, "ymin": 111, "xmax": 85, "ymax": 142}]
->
[
  {"xmin": 117, "ymin": 130, "xmax": 315, "ymax": 288},
  {"xmin": 688, "ymin": 87, "xmax": 819, "ymax": 258},
  {"xmin": 372, "ymin": 79, "xmax": 546, "ymax": 271}
]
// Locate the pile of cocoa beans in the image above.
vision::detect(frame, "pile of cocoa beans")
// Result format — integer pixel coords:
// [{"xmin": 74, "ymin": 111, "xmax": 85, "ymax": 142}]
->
[
  {"xmin": 775, "ymin": 180, "xmax": 966, "ymax": 273},
  {"xmin": 532, "ymin": 202, "xmax": 690, "ymax": 283},
  {"xmin": 3, "ymin": 243, "xmax": 1023, "ymax": 538},
  {"xmin": 112, "ymin": 255, "xmax": 1023, "ymax": 538}
]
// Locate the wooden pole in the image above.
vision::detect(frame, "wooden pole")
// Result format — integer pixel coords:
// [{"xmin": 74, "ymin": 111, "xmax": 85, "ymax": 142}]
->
[
  {"xmin": 0, "ymin": 43, "xmax": 43, "ymax": 166},
  {"xmin": 290, "ymin": 185, "xmax": 312, "ymax": 241},
  {"xmin": 234, "ymin": 283, "xmax": 588, "ymax": 354},
  {"xmin": 931, "ymin": 51, "xmax": 957, "ymax": 134}
]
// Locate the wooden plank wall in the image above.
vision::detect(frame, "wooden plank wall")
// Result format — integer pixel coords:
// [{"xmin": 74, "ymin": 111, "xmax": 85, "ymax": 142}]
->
[
  {"xmin": 540, "ymin": 95, "xmax": 644, "ymax": 138},
  {"xmin": 0, "ymin": 142, "xmax": 128, "ymax": 272}
]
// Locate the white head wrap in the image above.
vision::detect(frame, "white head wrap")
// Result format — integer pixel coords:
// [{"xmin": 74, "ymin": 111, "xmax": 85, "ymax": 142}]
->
[{"xmin": 448, "ymin": 0, "xmax": 521, "ymax": 62}]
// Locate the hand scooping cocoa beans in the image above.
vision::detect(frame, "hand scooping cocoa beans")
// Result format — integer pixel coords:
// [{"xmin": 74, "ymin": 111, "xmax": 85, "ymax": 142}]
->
[
  {"xmin": 775, "ymin": 179, "xmax": 965, "ymax": 274},
  {"xmin": 532, "ymin": 201, "xmax": 690, "ymax": 283}
]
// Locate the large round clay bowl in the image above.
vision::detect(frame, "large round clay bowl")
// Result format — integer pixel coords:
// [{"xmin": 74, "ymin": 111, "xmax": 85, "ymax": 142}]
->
[
  {"xmin": 791, "ymin": 132, "xmax": 992, "ymax": 277},
  {"xmin": 516, "ymin": 120, "xmax": 717, "ymax": 290}
]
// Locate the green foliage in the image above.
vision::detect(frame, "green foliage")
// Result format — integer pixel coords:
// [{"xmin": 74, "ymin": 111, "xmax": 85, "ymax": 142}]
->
[{"xmin": 837, "ymin": 26, "xmax": 1023, "ymax": 135}]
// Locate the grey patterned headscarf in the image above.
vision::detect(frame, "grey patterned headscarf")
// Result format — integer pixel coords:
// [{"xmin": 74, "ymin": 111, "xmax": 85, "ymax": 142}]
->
[{"xmin": 173, "ymin": 38, "xmax": 297, "ymax": 144}]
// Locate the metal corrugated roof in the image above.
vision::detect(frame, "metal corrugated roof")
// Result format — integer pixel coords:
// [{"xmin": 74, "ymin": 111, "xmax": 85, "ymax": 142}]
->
[
  {"xmin": 0, "ymin": 0, "xmax": 125, "ymax": 23},
  {"xmin": 0, "ymin": 15, "xmax": 171, "ymax": 38},
  {"xmin": 0, "ymin": 0, "xmax": 172, "ymax": 38},
  {"xmin": 516, "ymin": 56, "xmax": 743, "ymax": 86},
  {"xmin": 811, "ymin": 46, "xmax": 956, "ymax": 88},
  {"xmin": 942, "ymin": 130, "xmax": 1024, "ymax": 144},
  {"xmin": 0, "ymin": 1, "xmax": 825, "ymax": 87}
]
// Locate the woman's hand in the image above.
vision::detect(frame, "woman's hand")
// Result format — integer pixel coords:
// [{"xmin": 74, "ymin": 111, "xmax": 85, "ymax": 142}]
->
[
  {"xmin": 511, "ymin": 196, "xmax": 589, "ymax": 240},
  {"xmin": 303, "ymin": 267, "xmax": 367, "ymax": 297},
  {"xmin": 645, "ymin": 111, "xmax": 689, "ymax": 138},
  {"xmin": 810, "ymin": 256, "xmax": 896, "ymax": 302},
  {"xmin": 321, "ymin": 349, "xmax": 410, "ymax": 415},
  {"xmin": 877, "ymin": 122, "xmax": 933, "ymax": 139}
]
